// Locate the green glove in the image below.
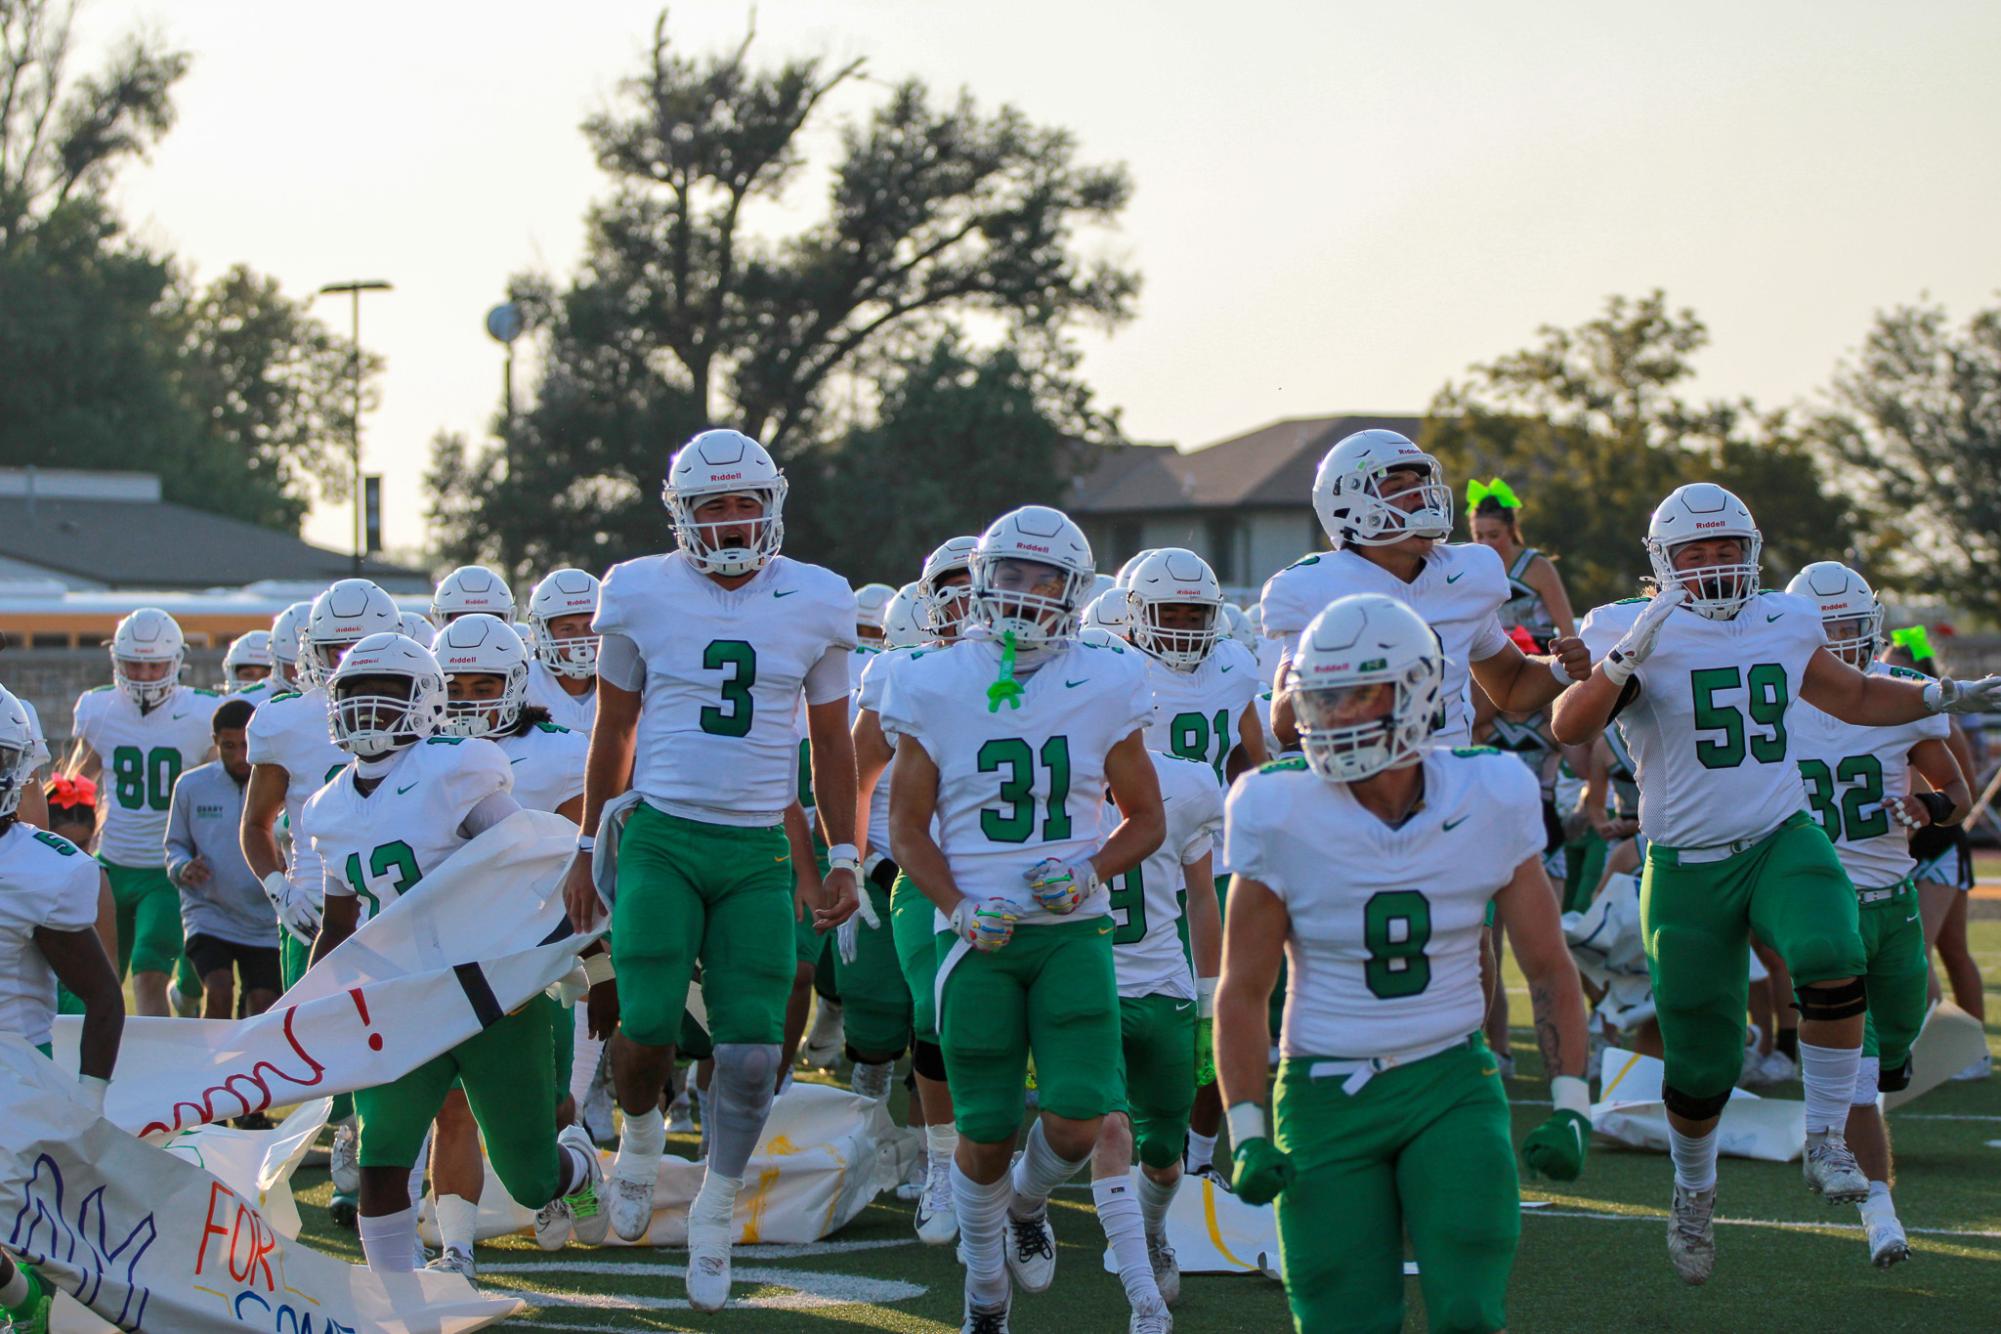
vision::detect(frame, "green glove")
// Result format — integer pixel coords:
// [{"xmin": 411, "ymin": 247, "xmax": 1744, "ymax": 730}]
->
[
  {"xmin": 1194, "ymin": 1019, "xmax": 1215, "ymax": 1088},
  {"xmin": 1520, "ymin": 1109, "xmax": 1590, "ymax": 1182},
  {"xmin": 1230, "ymin": 1136, "xmax": 1295, "ymax": 1206}
]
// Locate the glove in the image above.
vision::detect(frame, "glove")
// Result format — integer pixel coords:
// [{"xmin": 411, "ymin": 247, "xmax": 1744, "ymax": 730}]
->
[
  {"xmin": 546, "ymin": 964, "xmax": 590, "ymax": 1007},
  {"xmin": 950, "ymin": 895, "xmax": 1020, "ymax": 952},
  {"xmin": 1602, "ymin": 587, "xmax": 1688, "ymax": 686},
  {"xmin": 1194, "ymin": 1020, "xmax": 1215, "ymax": 1088},
  {"xmin": 1924, "ymin": 675, "xmax": 2001, "ymax": 716},
  {"xmin": 836, "ymin": 880, "xmax": 883, "ymax": 965},
  {"xmin": 1024, "ymin": 857, "xmax": 1099, "ymax": 915},
  {"xmin": 1230, "ymin": 1137, "xmax": 1296, "ymax": 1206},
  {"xmin": 1521, "ymin": 1109, "xmax": 1591, "ymax": 1181},
  {"xmin": 282, "ymin": 884, "xmax": 323, "ymax": 942}
]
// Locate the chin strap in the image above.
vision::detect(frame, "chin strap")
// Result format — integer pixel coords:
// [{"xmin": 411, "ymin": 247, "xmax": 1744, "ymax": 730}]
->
[{"xmin": 987, "ymin": 631, "xmax": 1024, "ymax": 713}]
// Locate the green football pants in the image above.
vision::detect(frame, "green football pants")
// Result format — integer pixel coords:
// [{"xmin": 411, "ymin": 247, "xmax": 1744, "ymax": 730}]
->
[
  {"xmin": 833, "ymin": 878, "xmax": 909, "ymax": 1058},
  {"xmin": 891, "ymin": 873, "xmax": 940, "ymax": 1044},
  {"xmin": 1642, "ymin": 812, "xmax": 1866, "ymax": 1101},
  {"xmin": 611, "ymin": 802, "xmax": 794, "ymax": 1047},
  {"xmin": 100, "ymin": 860, "xmax": 182, "ymax": 978},
  {"xmin": 1857, "ymin": 878, "xmax": 1927, "ymax": 1074},
  {"xmin": 1274, "ymin": 1037, "xmax": 1517, "ymax": 1334},
  {"xmin": 1114, "ymin": 992, "xmax": 1196, "ymax": 1170}
]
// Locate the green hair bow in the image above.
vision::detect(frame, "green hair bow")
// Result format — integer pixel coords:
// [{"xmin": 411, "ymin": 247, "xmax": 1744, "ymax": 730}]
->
[
  {"xmin": 1467, "ymin": 478, "xmax": 1522, "ymax": 509},
  {"xmin": 1889, "ymin": 625, "xmax": 1935, "ymax": 661}
]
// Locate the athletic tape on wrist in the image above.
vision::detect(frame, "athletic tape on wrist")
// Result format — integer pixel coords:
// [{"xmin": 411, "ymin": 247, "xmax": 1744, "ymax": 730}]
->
[
  {"xmin": 1550, "ymin": 1074, "xmax": 1590, "ymax": 1118},
  {"xmin": 1225, "ymin": 1101, "xmax": 1267, "ymax": 1147},
  {"xmin": 581, "ymin": 953, "xmax": 615, "ymax": 986}
]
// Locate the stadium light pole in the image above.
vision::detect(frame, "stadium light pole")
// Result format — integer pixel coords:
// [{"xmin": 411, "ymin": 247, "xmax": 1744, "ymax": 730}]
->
[{"xmin": 318, "ymin": 280, "xmax": 393, "ymax": 575}]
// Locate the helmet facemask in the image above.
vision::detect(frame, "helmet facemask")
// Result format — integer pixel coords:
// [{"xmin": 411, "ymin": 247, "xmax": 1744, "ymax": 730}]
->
[
  {"xmin": 330, "ymin": 674, "xmax": 429, "ymax": 758},
  {"xmin": 921, "ymin": 570, "xmax": 975, "ymax": 642},
  {"xmin": 971, "ymin": 556, "xmax": 1091, "ymax": 650},
  {"xmin": 1822, "ymin": 610, "xmax": 1882, "ymax": 670},
  {"xmin": 1649, "ymin": 535, "xmax": 1762, "ymax": 622},
  {"xmin": 531, "ymin": 612, "xmax": 598, "ymax": 680},
  {"xmin": 442, "ymin": 669, "xmax": 527, "ymax": 739},
  {"xmin": 1128, "ymin": 595, "xmax": 1223, "ymax": 671},
  {"xmin": 0, "ymin": 739, "xmax": 26, "ymax": 819},
  {"xmin": 1340, "ymin": 461, "xmax": 1454, "ymax": 546},
  {"xmin": 113, "ymin": 654, "xmax": 180, "ymax": 710},
  {"xmin": 666, "ymin": 485, "xmax": 787, "ymax": 577},
  {"xmin": 1294, "ymin": 659, "xmax": 1440, "ymax": 783}
]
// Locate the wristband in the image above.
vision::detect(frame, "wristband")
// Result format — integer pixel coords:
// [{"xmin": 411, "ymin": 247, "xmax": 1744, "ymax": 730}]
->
[
  {"xmin": 581, "ymin": 952, "xmax": 616, "ymax": 986},
  {"xmin": 1226, "ymin": 1101, "xmax": 1268, "ymax": 1147},
  {"xmin": 1549, "ymin": 656, "xmax": 1573, "ymax": 686},
  {"xmin": 826, "ymin": 843, "xmax": 859, "ymax": 866},
  {"xmin": 78, "ymin": 1074, "xmax": 109, "ymax": 1116},
  {"xmin": 1196, "ymin": 976, "xmax": 1217, "ymax": 1020},
  {"xmin": 1601, "ymin": 649, "xmax": 1635, "ymax": 688},
  {"xmin": 575, "ymin": 834, "xmax": 596, "ymax": 853},
  {"xmin": 1550, "ymin": 1074, "xmax": 1591, "ymax": 1118},
  {"xmin": 1917, "ymin": 791, "xmax": 1958, "ymax": 826}
]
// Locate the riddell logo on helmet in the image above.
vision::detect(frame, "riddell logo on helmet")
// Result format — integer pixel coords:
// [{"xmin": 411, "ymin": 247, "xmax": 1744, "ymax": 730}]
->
[
  {"xmin": 446, "ymin": 655, "xmax": 479, "ymax": 664},
  {"xmin": 1015, "ymin": 542, "xmax": 1051, "ymax": 553},
  {"xmin": 709, "ymin": 472, "xmax": 743, "ymax": 482},
  {"xmin": 1694, "ymin": 521, "xmax": 1727, "ymax": 530}
]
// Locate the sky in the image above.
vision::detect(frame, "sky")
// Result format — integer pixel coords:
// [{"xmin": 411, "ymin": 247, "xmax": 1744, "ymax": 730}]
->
[{"xmin": 80, "ymin": 0, "xmax": 2001, "ymax": 559}]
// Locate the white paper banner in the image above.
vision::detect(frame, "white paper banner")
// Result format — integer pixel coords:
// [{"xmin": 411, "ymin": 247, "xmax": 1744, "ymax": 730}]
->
[
  {"xmin": 51, "ymin": 812, "xmax": 591, "ymax": 1136},
  {"xmin": 1591, "ymin": 1047, "xmax": 1804, "ymax": 1163},
  {"xmin": 1102, "ymin": 1170, "xmax": 1281, "ymax": 1279},
  {"xmin": 0, "ymin": 1037, "xmax": 520, "ymax": 1333}
]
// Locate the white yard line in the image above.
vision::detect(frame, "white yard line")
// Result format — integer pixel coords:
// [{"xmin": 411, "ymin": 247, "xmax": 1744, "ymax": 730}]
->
[{"xmin": 1523, "ymin": 1208, "xmax": 2001, "ymax": 1241}]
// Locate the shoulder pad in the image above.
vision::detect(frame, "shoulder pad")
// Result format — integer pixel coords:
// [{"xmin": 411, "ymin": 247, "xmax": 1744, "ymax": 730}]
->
[
  {"xmin": 268, "ymin": 691, "xmax": 303, "ymax": 704},
  {"xmin": 425, "ymin": 736, "xmax": 466, "ymax": 746},
  {"xmin": 1885, "ymin": 665, "xmax": 1929, "ymax": 682},
  {"xmin": 1451, "ymin": 745, "xmax": 1502, "ymax": 758},
  {"xmin": 534, "ymin": 721, "xmax": 571, "ymax": 734},
  {"xmin": 1258, "ymin": 757, "xmax": 1310, "ymax": 773}
]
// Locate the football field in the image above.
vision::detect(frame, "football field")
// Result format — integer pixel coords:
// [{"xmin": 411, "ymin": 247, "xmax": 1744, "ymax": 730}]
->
[{"xmin": 287, "ymin": 918, "xmax": 2001, "ymax": 1332}]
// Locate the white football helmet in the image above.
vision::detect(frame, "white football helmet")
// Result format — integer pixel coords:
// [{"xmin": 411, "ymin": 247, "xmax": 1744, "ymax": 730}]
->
[
  {"xmin": 1113, "ymin": 550, "xmax": 1158, "ymax": 588},
  {"xmin": 398, "ymin": 610, "xmax": 436, "ymax": 643},
  {"xmin": 662, "ymin": 429, "xmax": 788, "ymax": 576},
  {"xmin": 1223, "ymin": 603, "xmax": 1257, "ymax": 651},
  {"xmin": 325, "ymin": 632, "xmax": 449, "ymax": 759},
  {"xmin": 304, "ymin": 580, "xmax": 403, "ymax": 689},
  {"xmin": 110, "ymin": 608, "xmax": 185, "ymax": 709},
  {"xmin": 1645, "ymin": 483, "xmax": 1762, "ymax": 622},
  {"xmin": 270, "ymin": 600, "xmax": 312, "ymax": 687},
  {"xmin": 1290, "ymin": 593, "xmax": 1444, "ymax": 783},
  {"xmin": 881, "ymin": 583, "xmax": 927, "ymax": 649},
  {"xmin": 1312, "ymin": 429, "xmax": 1453, "ymax": 547},
  {"xmin": 0, "ymin": 686, "xmax": 35, "ymax": 819},
  {"xmin": 222, "ymin": 630, "xmax": 273, "ymax": 691},
  {"xmin": 433, "ymin": 614, "xmax": 531, "ymax": 739},
  {"xmin": 1079, "ymin": 588, "xmax": 1131, "ymax": 646},
  {"xmin": 970, "ymin": 507, "xmax": 1095, "ymax": 650},
  {"xmin": 917, "ymin": 535, "xmax": 979, "ymax": 639},
  {"xmin": 1785, "ymin": 561, "xmax": 1882, "ymax": 669},
  {"xmin": 528, "ymin": 568, "xmax": 600, "ymax": 679},
  {"xmin": 432, "ymin": 565, "xmax": 516, "ymax": 624},
  {"xmin": 1124, "ymin": 547, "xmax": 1226, "ymax": 671},
  {"xmin": 854, "ymin": 583, "xmax": 898, "ymax": 642}
]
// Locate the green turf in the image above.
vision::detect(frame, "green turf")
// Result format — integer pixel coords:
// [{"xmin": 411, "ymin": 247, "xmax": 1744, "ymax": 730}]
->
[{"xmin": 286, "ymin": 920, "xmax": 2001, "ymax": 1331}]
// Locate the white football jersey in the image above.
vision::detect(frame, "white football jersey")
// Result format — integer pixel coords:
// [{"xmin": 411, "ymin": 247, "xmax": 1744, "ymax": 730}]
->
[
  {"xmin": 497, "ymin": 721, "xmax": 589, "ymax": 817},
  {"xmin": 525, "ymin": 662, "xmax": 597, "ymax": 734},
  {"xmin": 1141, "ymin": 639, "xmax": 1259, "ymax": 786},
  {"xmin": 245, "ymin": 688, "xmax": 349, "ymax": 893},
  {"xmin": 0, "ymin": 823, "xmax": 99, "ymax": 1048},
  {"xmin": 1226, "ymin": 747, "xmax": 1544, "ymax": 1061},
  {"xmin": 1579, "ymin": 592, "xmax": 1825, "ymax": 850},
  {"xmin": 71, "ymin": 684, "xmax": 223, "ymax": 866},
  {"xmin": 1110, "ymin": 752, "xmax": 1224, "ymax": 1001},
  {"xmin": 1791, "ymin": 662, "xmax": 1948, "ymax": 890},
  {"xmin": 232, "ymin": 679, "xmax": 278, "ymax": 711},
  {"xmin": 1260, "ymin": 544, "xmax": 1511, "ymax": 744},
  {"xmin": 303, "ymin": 736, "xmax": 511, "ymax": 925},
  {"xmin": 595, "ymin": 553, "xmax": 856, "ymax": 826},
  {"xmin": 855, "ymin": 646, "xmax": 923, "ymax": 859},
  {"xmin": 878, "ymin": 638, "xmax": 1153, "ymax": 926}
]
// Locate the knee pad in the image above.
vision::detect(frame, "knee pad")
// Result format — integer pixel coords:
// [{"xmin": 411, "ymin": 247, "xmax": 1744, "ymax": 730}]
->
[
  {"xmin": 1661, "ymin": 1081, "xmax": 1732, "ymax": 1122},
  {"xmin": 912, "ymin": 1040, "xmax": 947, "ymax": 1082},
  {"xmin": 845, "ymin": 1037, "xmax": 909, "ymax": 1067},
  {"xmin": 714, "ymin": 1042, "xmax": 782, "ymax": 1100},
  {"xmin": 1794, "ymin": 976, "xmax": 1867, "ymax": 1021},
  {"xmin": 1134, "ymin": 1123, "xmax": 1184, "ymax": 1172},
  {"xmin": 1877, "ymin": 1053, "xmax": 1913, "ymax": 1093}
]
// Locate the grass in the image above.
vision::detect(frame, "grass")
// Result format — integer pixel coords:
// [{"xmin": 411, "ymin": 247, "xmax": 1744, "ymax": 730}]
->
[{"xmin": 286, "ymin": 920, "xmax": 2001, "ymax": 1332}]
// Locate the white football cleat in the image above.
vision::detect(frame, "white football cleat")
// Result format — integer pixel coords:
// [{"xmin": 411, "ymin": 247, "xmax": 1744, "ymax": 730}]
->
[
  {"xmin": 915, "ymin": 1156, "xmax": 959, "ymax": 1245},
  {"xmin": 1951, "ymin": 1053, "xmax": 1991, "ymax": 1082},
  {"xmin": 1147, "ymin": 1231, "xmax": 1181, "ymax": 1306},
  {"xmin": 1667, "ymin": 1184, "xmax": 1717, "ymax": 1285},
  {"xmin": 329, "ymin": 1120, "xmax": 361, "ymax": 1195},
  {"xmin": 609, "ymin": 1173, "xmax": 655, "ymax": 1242},
  {"xmin": 560, "ymin": 1125, "xmax": 609, "ymax": 1246},
  {"xmin": 1865, "ymin": 1211, "xmax": 1910, "ymax": 1268},
  {"xmin": 1003, "ymin": 1208, "xmax": 1057, "ymax": 1293},
  {"xmin": 962, "ymin": 1290, "xmax": 1011, "ymax": 1333},
  {"xmin": 1129, "ymin": 1299, "xmax": 1173, "ymax": 1334},
  {"xmin": 685, "ymin": 1214, "xmax": 733, "ymax": 1312},
  {"xmin": 1803, "ymin": 1134, "xmax": 1870, "ymax": 1204},
  {"xmin": 424, "ymin": 1246, "xmax": 476, "ymax": 1280},
  {"xmin": 802, "ymin": 1000, "xmax": 844, "ymax": 1070}
]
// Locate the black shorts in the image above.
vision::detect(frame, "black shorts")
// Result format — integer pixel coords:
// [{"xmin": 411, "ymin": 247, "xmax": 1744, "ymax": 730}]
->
[{"xmin": 184, "ymin": 932, "xmax": 282, "ymax": 993}]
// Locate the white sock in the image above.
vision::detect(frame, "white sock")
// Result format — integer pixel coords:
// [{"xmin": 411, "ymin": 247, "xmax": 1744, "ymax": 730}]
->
[
  {"xmin": 559, "ymin": 1142, "xmax": 594, "ymax": 1197},
  {"xmin": 1668, "ymin": 1126, "xmax": 1718, "ymax": 1192},
  {"xmin": 435, "ymin": 1193, "xmax": 478, "ymax": 1255},
  {"xmin": 569, "ymin": 1014, "xmax": 603, "ymax": 1109},
  {"xmin": 689, "ymin": 1168, "xmax": 741, "ymax": 1240},
  {"xmin": 0, "ymin": 1263, "xmax": 29, "ymax": 1307},
  {"xmin": 1094, "ymin": 1175, "xmax": 1162, "ymax": 1311},
  {"xmin": 1010, "ymin": 1120, "xmax": 1087, "ymax": 1218},
  {"xmin": 1851, "ymin": 1056, "xmax": 1880, "ymax": 1108},
  {"xmin": 694, "ymin": 1083, "xmax": 711, "ymax": 1125},
  {"xmin": 1138, "ymin": 1171, "xmax": 1179, "ymax": 1239},
  {"xmin": 1858, "ymin": 1178, "xmax": 1896, "ymax": 1222},
  {"xmin": 953, "ymin": 1161, "xmax": 1011, "ymax": 1308},
  {"xmin": 925, "ymin": 1122, "xmax": 959, "ymax": 1164},
  {"xmin": 1799, "ymin": 1041, "xmax": 1861, "ymax": 1136},
  {"xmin": 1185, "ymin": 1129, "xmax": 1217, "ymax": 1173},
  {"xmin": 358, "ymin": 1207, "xmax": 417, "ymax": 1273},
  {"xmin": 852, "ymin": 1060, "xmax": 894, "ymax": 1101},
  {"xmin": 614, "ymin": 1106, "xmax": 665, "ymax": 1183}
]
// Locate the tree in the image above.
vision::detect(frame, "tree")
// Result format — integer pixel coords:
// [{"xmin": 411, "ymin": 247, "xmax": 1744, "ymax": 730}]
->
[
  {"xmin": 1421, "ymin": 291, "xmax": 1856, "ymax": 611},
  {"xmin": 430, "ymin": 12, "xmax": 1137, "ymax": 575},
  {"xmin": 1809, "ymin": 299, "xmax": 2001, "ymax": 618}
]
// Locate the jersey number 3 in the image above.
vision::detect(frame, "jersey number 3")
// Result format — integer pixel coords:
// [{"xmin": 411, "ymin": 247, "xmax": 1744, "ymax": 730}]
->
[{"xmin": 700, "ymin": 640, "xmax": 757, "ymax": 738}]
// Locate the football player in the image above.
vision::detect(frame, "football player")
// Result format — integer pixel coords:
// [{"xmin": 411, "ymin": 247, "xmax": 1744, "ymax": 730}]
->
[
  {"xmin": 66, "ymin": 609, "xmax": 222, "ymax": 1016},
  {"xmin": 432, "ymin": 565, "xmax": 517, "ymax": 626},
  {"xmin": 1785, "ymin": 562, "xmax": 1968, "ymax": 1267},
  {"xmin": 268, "ymin": 601, "xmax": 312, "ymax": 691},
  {"xmin": 855, "ymin": 582, "xmax": 898, "ymax": 645},
  {"xmin": 525, "ymin": 568, "xmax": 602, "ymax": 733},
  {"xmin": 302, "ymin": 633, "xmax": 604, "ymax": 1272},
  {"xmin": 880, "ymin": 506, "xmax": 1165, "ymax": 1334},
  {"xmin": 1217, "ymin": 594, "xmax": 1591, "ymax": 1334},
  {"xmin": 222, "ymin": 631, "xmax": 274, "ymax": 692},
  {"xmin": 852, "ymin": 534, "xmax": 978, "ymax": 1247},
  {"xmin": 1552, "ymin": 484, "xmax": 2001, "ymax": 1284},
  {"xmin": 1263, "ymin": 430, "xmax": 1590, "ymax": 749},
  {"xmin": 558, "ymin": 428, "xmax": 862, "ymax": 1311},
  {"xmin": 0, "ymin": 675, "xmax": 53, "ymax": 832},
  {"xmin": 0, "ymin": 685, "xmax": 126, "ymax": 1334},
  {"xmin": 241, "ymin": 579, "xmax": 398, "ymax": 1225}
]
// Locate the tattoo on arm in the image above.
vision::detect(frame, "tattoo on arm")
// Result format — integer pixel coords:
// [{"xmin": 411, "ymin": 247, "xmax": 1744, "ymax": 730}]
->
[{"xmin": 1531, "ymin": 981, "xmax": 1565, "ymax": 1080}]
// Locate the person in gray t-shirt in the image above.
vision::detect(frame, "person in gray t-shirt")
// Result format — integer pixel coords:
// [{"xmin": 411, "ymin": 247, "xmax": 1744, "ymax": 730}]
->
[{"xmin": 165, "ymin": 698, "xmax": 280, "ymax": 1018}]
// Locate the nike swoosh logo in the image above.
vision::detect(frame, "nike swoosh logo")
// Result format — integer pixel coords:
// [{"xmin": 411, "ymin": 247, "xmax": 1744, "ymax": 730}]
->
[
  {"xmin": 1219, "ymin": 665, "xmax": 1234, "ymax": 674},
  {"xmin": 1446, "ymin": 572, "xmax": 1464, "ymax": 584},
  {"xmin": 1098, "ymin": 923, "xmax": 1111, "ymax": 934},
  {"xmin": 1443, "ymin": 815, "xmax": 1469, "ymax": 831},
  {"xmin": 171, "ymin": 713, "xmax": 189, "ymax": 720},
  {"xmin": 1174, "ymin": 1002, "xmax": 1193, "ymax": 1013},
  {"xmin": 1481, "ymin": 1067, "xmax": 1498, "ymax": 1078},
  {"xmin": 1905, "ymin": 913, "xmax": 1919, "ymax": 924},
  {"xmin": 774, "ymin": 589, "xmax": 800, "ymax": 599},
  {"xmin": 1767, "ymin": 613, "xmax": 1783, "ymax": 623},
  {"xmin": 1066, "ymin": 679, "xmax": 1090, "ymax": 688},
  {"xmin": 509, "ymin": 757, "xmax": 526, "ymax": 765},
  {"xmin": 774, "ymin": 854, "xmax": 789, "ymax": 863},
  {"xmin": 396, "ymin": 783, "xmax": 418, "ymax": 795}
]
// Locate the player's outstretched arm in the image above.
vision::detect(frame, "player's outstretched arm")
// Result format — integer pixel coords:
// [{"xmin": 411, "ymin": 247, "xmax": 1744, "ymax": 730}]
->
[
  {"xmin": 1471, "ymin": 635, "xmax": 1591, "ymax": 716},
  {"xmin": 1215, "ymin": 876, "xmax": 1292, "ymax": 1204},
  {"xmin": 38, "ymin": 902, "xmax": 123, "ymax": 1087},
  {"xmin": 1496, "ymin": 854, "xmax": 1593, "ymax": 1181},
  {"xmin": 1802, "ymin": 647, "xmax": 2001, "ymax": 726}
]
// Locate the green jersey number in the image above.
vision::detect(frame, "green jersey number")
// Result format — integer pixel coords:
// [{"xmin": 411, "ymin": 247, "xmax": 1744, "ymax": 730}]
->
[
  {"xmin": 1107, "ymin": 864, "xmax": 1147, "ymax": 945},
  {"xmin": 699, "ymin": 640, "xmax": 757, "ymax": 738},
  {"xmin": 1798, "ymin": 754, "xmax": 1890, "ymax": 844},
  {"xmin": 110, "ymin": 745, "xmax": 181, "ymax": 812},
  {"xmin": 977, "ymin": 736, "xmax": 1073, "ymax": 844},
  {"xmin": 1169, "ymin": 708, "xmax": 1233, "ymax": 783},
  {"xmin": 1362, "ymin": 889, "xmax": 1432, "ymax": 999},
  {"xmin": 1690, "ymin": 663, "xmax": 1789, "ymax": 770},
  {"xmin": 343, "ymin": 839, "xmax": 422, "ymax": 920},
  {"xmin": 31, "ymin": 831, "xmax": 77, "ymax": 856}
]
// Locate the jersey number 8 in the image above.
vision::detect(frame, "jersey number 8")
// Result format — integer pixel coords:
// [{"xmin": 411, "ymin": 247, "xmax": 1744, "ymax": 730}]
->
[{"xmin": 1363, "ymin": 889, "xmax": 1432, "ymax": 999}]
